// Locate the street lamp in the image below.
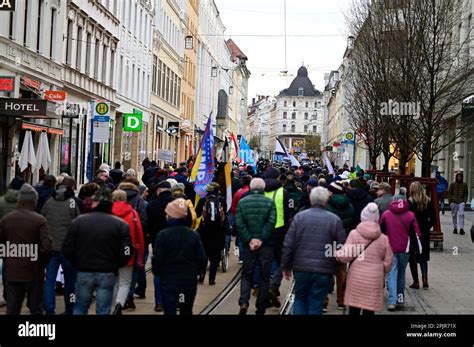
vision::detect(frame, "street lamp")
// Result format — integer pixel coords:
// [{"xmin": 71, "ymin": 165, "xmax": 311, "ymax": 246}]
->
[
  {"xmin": 229, "ymin": 86, "xmax": 234, "ymax": 95},
  {"xmin": 185, "ymin": 36, "xmax": 194, "ymax": 50},
  {"xmin": 211, "ymin": 66, "xmax": 218, "ymax": 78}
]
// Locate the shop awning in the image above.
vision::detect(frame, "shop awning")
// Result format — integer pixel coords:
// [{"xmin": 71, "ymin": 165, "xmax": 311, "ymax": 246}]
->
[{"xmin": 21, "ymin": 122, "xmax": 64, "ymax": 135}]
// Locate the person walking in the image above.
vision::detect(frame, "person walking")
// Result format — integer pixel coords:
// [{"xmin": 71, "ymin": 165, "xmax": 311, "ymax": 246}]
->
[
  {"xmin": 435, "ymin": 172, "xmax": 449, "ymax": 215},
  {"xmin": 408, "ymin": 182, "xmax": 436, "ymax": 289},
  {"xmin": 281, "ymin": 187, "xmax": 346, "ymax": 315},
  {"xmin": 326, "ymin": 181, "xmax": 356, "ymax": 310},
  {"xmin": 152, "ymin": 199, "xmax": 207, "ymax": 315},
  {"xmin": 235, "ymin": 178, "xmax": 276, "ymax": 315},
  {"xmin": 447, "ymin": 173, "xmax": 469, "ymax": 235},
  {"xmin": 375, "ymin": 183, "xmax": 393, "ymax": 215},
  {"xmin": 62, "ymin": 187, "xmax": 132, "ymax": 315},
  {"xmin": 380, "ymin": 189, "xmax": 422, "ymax": 311},
  {"xmin": 35, "ymin": 175, "xmax": 57, "ymax": 213},
  {"xmin": 346, "ymin": 179, "xmax": 374, "ymax": 226},
  {"xmin": 196, "ymin": 183, "xmax": 227, "ymax": 286},
  {"xmin": 109, "ymin": 162, "xmax": 125, "ymax": 186},
  {"xmin": 41, "ymin": 177, "xmax": 81, "ymax": 315},
  {"xmin": 0, "ymin": 184, "xmax": 53, "ymax": 315},
  {"xmin": 336, "ymin": 203, "xmax": 393, "ymax": 315},
  {"xmin": 111, "ymin": 190, "xmax": 145, "ymax": 315}
]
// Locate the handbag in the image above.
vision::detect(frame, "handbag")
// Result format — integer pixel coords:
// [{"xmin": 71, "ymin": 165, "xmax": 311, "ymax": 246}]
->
[{"xmin": 348, "ymin": 238, "xmax": 376, "ymax": 268}]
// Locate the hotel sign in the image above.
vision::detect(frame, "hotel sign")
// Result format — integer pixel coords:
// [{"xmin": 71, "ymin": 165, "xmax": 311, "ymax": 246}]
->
[
  {"xmin": 0, "ymin": 0, "xmax": 15, "ymax": 11},
  {"xmin": 0, "ymin": 99, "xmax": 59, "ymax": 119}
]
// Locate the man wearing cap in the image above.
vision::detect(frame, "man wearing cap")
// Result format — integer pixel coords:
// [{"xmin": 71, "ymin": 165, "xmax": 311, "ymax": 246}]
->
[
  {"xmin": 299, "ymin": 178, "xmax": 318, "ymax": 211},
  {"xmin": 152, "ymin": 199, "xmax": 207, "ymax": 315},
  {"xmin": 0, "ymin": 184, "xmax": 52, "ymax": 315},
  {"xmin": 326, "ymin": 181, "xmax": 356, "ymax": 310},
  {"xmin": 62, "ymin": 187, "xmax": 132, "ymax": 315},
  {"xmin": 375, "ymin": 182, "xmax": 393, "ymax": 215},
  {"xmin": 146, "ymin": 180, "xmax": 174, "ymax": 312}
]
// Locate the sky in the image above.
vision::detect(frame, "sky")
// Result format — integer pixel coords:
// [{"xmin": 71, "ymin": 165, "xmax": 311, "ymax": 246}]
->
[{"xmin": 215, "ymin": 0, "xmax": 351, "ymax": 99}]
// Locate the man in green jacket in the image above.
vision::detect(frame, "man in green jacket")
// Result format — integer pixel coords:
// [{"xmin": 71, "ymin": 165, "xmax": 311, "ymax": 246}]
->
[
  {"xmin": 235, "ymin": 178, "xmax": 277, "ymax": 315},
  {"xmin": 326, "ymin": 181, "xmax": 356, "ymax": 311}
]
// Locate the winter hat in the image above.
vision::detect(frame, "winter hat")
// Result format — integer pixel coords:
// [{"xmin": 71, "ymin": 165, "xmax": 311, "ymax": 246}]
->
[
  {"xmin": 393, "ymin": 187, "xmax": 407, "ymax": 201},
  {"xmin": 360, "ymin": 203, "xmax": 380, "ymax": 222},
  {"xmin": 328, "ymin": 181, "xmax": 344, "ymax": 194},
  {"xmin": 17, "ymin": 183, "xmax": 38, "ymax": 203},
  {"xmin": 378, "ymin": 182, "xmax": 392, "ymax": 193},
  {"xmin": 307, "ymin": 179, "xmax": 318, "ymax": 188},
  {"xmin": 165, "ymin": 198, "xmax": 188, "ymax": 220},
  {"xmin": 156, "ymin": 180, "xmax": 172, "ymax": 190},
  {"xmin": 370, "ymin": 182, "xmax": 380, "ymax": 190},
  {"xmin": 349, "ymin": 179, "xmax": 364, "ymax": 189},
  {"xmin": 167, "ymin": 178, "xmax": 178, "ymax": 189},
  {"xmin": 10, "ymin": 177, "xmax": 25, "ymax": 191},
  {"xmin": 264, "ymin": 167, "xmax": 281, "ymax": 179},
  {"xmin": 93, "ymin": 186, "xmax": 113, "ymax": 203}
]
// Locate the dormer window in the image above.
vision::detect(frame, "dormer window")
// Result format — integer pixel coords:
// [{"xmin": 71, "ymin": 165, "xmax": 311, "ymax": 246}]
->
[{"xmin": 298, "ymin": 87, "xmax": 304, "ymax": 97}]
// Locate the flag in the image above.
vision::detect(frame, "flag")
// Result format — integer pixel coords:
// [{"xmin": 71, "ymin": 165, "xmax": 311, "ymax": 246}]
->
[
  {"xmin": 289, "ymin": 154, "xmax": 301, "ymax": 167},
  {"xmin": 239, "ymin": 136, "xmax": 256, "ymax": 173},
  {"xmin": 275, "ymin": 138, "xmax": 300, "ymax": 167},
  {"xmin": 323, "ymin": 152, "xmax": 336, "ymax": 175},
  {"xmin": 213, "ymin": 162, "xmax": 232, "ymax": 212},
  {"xmin": 191, "ymin": 114, "xmax": 215, "ymax": 199},
  {"xmin": 230, "ymin": 133, "xmax": 241, "ymax": 163},
  {"xmin": 221, "ymin": 137, "xmax": 230, "ymax": 163}
]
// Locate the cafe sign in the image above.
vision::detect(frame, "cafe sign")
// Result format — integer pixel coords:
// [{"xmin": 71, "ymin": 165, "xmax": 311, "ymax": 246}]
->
[{"xmin": 0, "ymin": 99, "xmax": 60, "ymax": 119}]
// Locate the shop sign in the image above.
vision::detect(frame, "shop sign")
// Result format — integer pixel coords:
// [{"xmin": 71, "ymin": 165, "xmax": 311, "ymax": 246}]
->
[
  {"xmin": 0, "ymin": 76, "xmax": 15, "ymax": 91},
  {"xmin": 123, "ymin": 113, "xmax": 142, "ymax": 132},
  {"xmin": 166, "ymin": 122, "xmax": 179, "ymax": 135},
  {"xmin": 0, "ymin": 0, "xmax": 15, "ymax": 11},
  {"xmin": 21, "ymin": 76, "xmax": 40, "ymax": 90},
  {"xmin": 45, "ymin": 90, "xmax": 67, "ymax": 101},
  {"xmin": 62, "ymin": 102, "xmax": 81, "ymax": 118},
  {"xmin": 0, "ymin": 98, "xmax": 59, "ymax": 119},
  {"xmin": 157, "ymin": 149, "xmax": 174, "ymax": 163}
]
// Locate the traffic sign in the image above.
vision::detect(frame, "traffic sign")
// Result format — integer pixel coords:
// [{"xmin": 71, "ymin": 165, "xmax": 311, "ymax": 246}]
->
[
  {"xmin": 345, "ymin": 132, "xmax": 354, "ymax": 141},
  {"xmin": 123, "ymin": 113, "xmax": 143, "ymax": 132},
  {"xmin": 95, "ymin": 101, "xmax": 109, "ymax": 117}
]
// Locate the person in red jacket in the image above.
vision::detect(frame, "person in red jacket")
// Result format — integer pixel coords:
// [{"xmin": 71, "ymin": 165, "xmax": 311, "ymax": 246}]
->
[
  {"xmin": 229, "ymin": 175, "xmax": 252, "ymax": 262},
  {"xmin": 111, "ymin": 190, "xmax": 145, "ymax": 314}
]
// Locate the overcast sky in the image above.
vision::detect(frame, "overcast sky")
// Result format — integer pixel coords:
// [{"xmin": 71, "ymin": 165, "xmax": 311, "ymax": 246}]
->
[{"xmin": 214, "ymin": 0, "xmax": 351, "ymax": 99}]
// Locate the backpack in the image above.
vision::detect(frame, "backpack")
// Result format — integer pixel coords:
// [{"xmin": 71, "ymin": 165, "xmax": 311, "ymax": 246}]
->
[{"xmin": 202, "ymin": 195, "xmax": 224, "ymax": 226}]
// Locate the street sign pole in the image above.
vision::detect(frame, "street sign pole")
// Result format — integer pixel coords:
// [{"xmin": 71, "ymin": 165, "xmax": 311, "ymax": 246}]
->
[{"xmin": 352, "ymin": 132, "xmax": 357, "ymax": 168}]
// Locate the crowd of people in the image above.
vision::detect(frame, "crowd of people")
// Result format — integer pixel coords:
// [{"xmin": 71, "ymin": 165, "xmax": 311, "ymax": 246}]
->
[{"xmin": 0, "ymin": 157, "xmax": 470, "ymax": 315}]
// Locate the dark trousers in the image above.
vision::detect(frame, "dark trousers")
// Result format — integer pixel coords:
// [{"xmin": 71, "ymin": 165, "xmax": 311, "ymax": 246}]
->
[
  {"xmin": 349, "ymin": 306, "xmax": 375, "ymax": 316},
  {"xmin": 201, "ymin": 250, "xmax": 221, "ymax": 283},
  {"xmin": 239, "ymin": 246, "xmax": 273, "ymax": 315},
  {"xmin": 134, "ymin": 249, "xmax": 149, "ymax": 297},
  {"xmin": 6, "ymin": 280, "xmax": 44, "ymax": 315},
  {"xmin": 160, "ymin": 281, "xmax": 197, "ymax": 315}
]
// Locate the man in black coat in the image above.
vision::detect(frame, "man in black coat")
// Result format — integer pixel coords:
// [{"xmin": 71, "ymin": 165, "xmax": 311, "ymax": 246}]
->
[{"xmin": 346, "ymin": 179, "xmax": 374, "ymax": 226}]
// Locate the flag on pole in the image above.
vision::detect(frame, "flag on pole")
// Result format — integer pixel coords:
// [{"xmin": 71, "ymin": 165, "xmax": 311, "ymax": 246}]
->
[
  {"xmin": 191, "ymin": 114, "xmax": 215, "ymax": 199},
  {"xmin": 230, "ymin": 133, "xmax": 241, "ymax": 164},
  {"xmin": 323, "ymin": 152, "xmax": 336, "ymax": 175},
  {"xmin": 239, "ymin": 136, "xmax": 257, "ymax": 174},
  {"xmin": 213, "ymin": 162, "xmax": 232, "ymax": 212},
  {"xmin": 221, "ymin": 137, "xmax": 230, "ymax": 163},
  {"xmin": 275, "ymin": 138, "xmax": 300, "ymax": 167}
]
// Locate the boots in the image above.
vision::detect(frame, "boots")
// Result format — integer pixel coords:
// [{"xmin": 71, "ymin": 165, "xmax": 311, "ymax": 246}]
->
[
  {"xmin": 409, "ymin": 262, "xmax": 419, "ymax": 289},
  {"xmin": 421, "ymin": 263, "xmax": 429, "ymax": 289},
  {"xmin": 113, "ymin": 303, "xmax": 123, "ymax": 315}
]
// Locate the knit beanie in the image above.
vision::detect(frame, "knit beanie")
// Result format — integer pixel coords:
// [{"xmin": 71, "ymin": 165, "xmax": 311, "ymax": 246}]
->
[
  {"xmin": 17, "ymin": 184, "xmax": 38, "ymax": 203},
  {"xmin": 165, "ymin": 198, "xmax": 188, "ymax": 220},
  {"xmin": 264, "ymin": 167, "xmax": 281, "ymax": 179},
  {"xmin": 360, "ymin": 203, "xmax": 380, "ymax": 222},
  {"xmin": 93, "ymin": 186, "xmax": 113, "ymax": 203}
]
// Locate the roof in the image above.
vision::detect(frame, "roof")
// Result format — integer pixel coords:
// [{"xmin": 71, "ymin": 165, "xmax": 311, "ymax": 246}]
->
[
  {"xmin": 226, "ymin": 39, "xmax": 248, "ymax": 62},
  {"xmin": 279, "ymin": 66, "xmax": 322, "ymax": 97}
]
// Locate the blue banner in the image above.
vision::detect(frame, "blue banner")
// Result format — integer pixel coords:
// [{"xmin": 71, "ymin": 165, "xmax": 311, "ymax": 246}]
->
[
  {"xmin": 239, "ymin": 137, "xmax": 256, "ymax": 173},
  {"xmin": 194, "ymin": 115, "xmax": 215, "ymax": 199}
]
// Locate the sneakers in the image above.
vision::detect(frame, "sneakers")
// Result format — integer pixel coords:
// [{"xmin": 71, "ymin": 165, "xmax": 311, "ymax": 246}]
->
[
  {"xmin": 460, "ymin": 229, "xmax": 465, "ymax": 235},
  {"xmin": 239, "ymin": 304, "xmax": 248, "ymax": 315},
  {"xmin": 123, "ymin": 298, "xmax": 136, "ymax": 310},
  {"xmin": 453, "ymin": 229, "xmax": 458, "ymax": 234},
  {"xmin": 337, "ymin": 305, "xmax": 346, "ymax": 310},
  {"xmin": 268, "ymin": 289, "xmax": 281, "ymax": 308},
  {"xmin": 238, "ymin": 260, "xmax": 243, "ymax": 264},
  {"xmin": 387, "ymin": 304, "xmax": 397, "ymax": 311},
  {"xmin": 154, "ymin": 304, "xmax": 163, "ymax": 312},
  {"xmin": 322, "ymin": 306, "xmax": 328, "ymax": 313},
  {"xmin": 112, "ymin": 304, "xmax": 123, "ymax": 315}
]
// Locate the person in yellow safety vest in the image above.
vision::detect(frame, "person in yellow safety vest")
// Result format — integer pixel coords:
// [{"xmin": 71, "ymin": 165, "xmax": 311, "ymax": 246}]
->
[
  {"xmin": 262, "ymin": 166, "xmax": 295, "ymax": 309},
  {"xmin": 348, "ymin": 168, "xmax": 358, "ymax": 180}
]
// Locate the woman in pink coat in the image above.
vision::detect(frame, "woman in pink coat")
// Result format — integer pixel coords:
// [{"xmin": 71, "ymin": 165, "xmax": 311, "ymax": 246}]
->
[{"xmin": 336, "ymin": 203, "xmax": 393, "ymax": 315}]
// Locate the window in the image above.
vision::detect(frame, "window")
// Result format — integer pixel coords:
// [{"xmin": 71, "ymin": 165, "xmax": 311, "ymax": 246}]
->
[
  {"xmin": 283, "ymin": 112, "xmax": 287, "ymax": 119},
  {"xmin": 317, "ymin": 102, "xmax": 322, "ymax": 107},
  {"xmin": 177, "ymin": 78, "xmax": 181, "ymax": 107},
  {"xmin": 118, "ymin": 55, "xmax": 123, "ymax": 93},
  {"xmin": 304, "ymin": 112, "xmax": 308, "ymax": 120},
  {"xmin": 304, "ymin": 125, "xmax": 308, "ymax": 133},
  {"xmin": 165, "ymin": 67, "xmax": 170, "ymax": 101},
  {"xmin": 102, "ymin": 47, "xmax": 108, "ymax": 82},
  {"xmin": 312, "ymin": 114, "xmax": 317, "ymax": 121},
  {"xmin": 137, "ymin": 68, "xmax": 141, "ymax": 100},
  {"xmin": 315, "ymin": 102, "xmax": 318, "ymax": 108},
  {"xmin": 85, "ymin": 33, "xmax": 92, "ymax": 74},
  {"xmin": 161, "ymin": 61, "xmax": 166, "ymax": 98},
  {"xmin": 49, "ymin": 9, "xmax": 56, "ymax": 59},
  {"xmin": 110, "ymin": 50, "xmax": 115, "ymax": 86},
  {"xmin": 291, "ymin": 124, "xmax": 296, "ymax": 132},
  {"xmin": 152, "ymin": 55, "xmax": 157, "ymax": 93},
  {"xmin": 66, "ymin": 20, "xmax": 73, "ymax": 65},
  {"xmin": 292, "ymin": 112, "xmax": 296, "ymax": 120},
  {"xmin": 284, "ymin": 101, "xmax": 287, "ymax": 107},
  {"xmin": 313, "ymin": 125, "xmax": 317, "ymax": 133},
  {"xmin": 76, "ymin": 27, "xmax": 83, "ymax": 71},
  {"xmin": 157, "ymin": 60, "xmax": 162, "ymax": 96},
  {"xmin": 293, "ymin": 101, "xmax": 296, "ymax": 107},
  {"xmin": 298, "ymin": 88, "xmax": 304, "ymax": 97},
  {"xmin": 94, "ymin": 39, "xmax": 100, "ymax": 79},
  {"xmin": 131, "ymin": 64, "xmax": 135, "ymax": 99},
  {"xmin": 282, "ymin": 124, "xmax": 287, "ymax": 132},
  {"xmin": 23, "ymin": 0, "xmax": 28, "ymax": 46},
  {"xmin": 36, "ymin": 0, "xmax": 43, "ymax": 52},
  {"xmin": 8, "ymin": 11, "xmax": 14, "ymax": 39},
  {"xmin": 305, "ymin": 101, "xmax": 309, "ymax": 108}
]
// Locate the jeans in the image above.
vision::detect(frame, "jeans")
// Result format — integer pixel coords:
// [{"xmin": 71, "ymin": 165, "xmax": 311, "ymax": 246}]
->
[
  {"xmin": 74, "ymin": 272, "xmax": 116, "ymax": 315},
  {"xmin": 160, "ymin": 281, "xmax": 197, "ymax": 315},
  {"xmin": 293, "ymin": 272, "xmax": 332, "ymax": 315},
  {"xmin": 239, "ymin": 246, "xmax": 273, "ymax": 314},
  {"xmin": 6, "ymin": 280, "xmax": 44, "ymax": 315},
  {"xmin": 253, "ymin": 258, "xmax": 278, "ymax": 288},
  {"xmin": 133, "ymin": 249, "xmax": 149, "ymax": 297},
  {"xmin": 154, "ymin": 276, "xmax": 162, "ymax": 305},
  {"xmin": 44, "ymin": 251, "xmax": 76, "ymax": 315},
  {"xmin": 114, "ymin": 266, "xmax": 132, "ymax": 307},
  {"xmin": 387, "ymin": 253, "xmax": 410, "ymax": 305},
  {"xmin": 451, "ymin": 202, "xmax": 465, "ymax": 230}
]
